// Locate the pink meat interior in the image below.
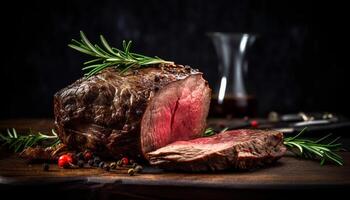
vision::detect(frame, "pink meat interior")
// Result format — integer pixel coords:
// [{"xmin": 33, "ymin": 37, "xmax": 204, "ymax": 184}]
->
[
  {"xmin": 141, "ymin": 74, "xmax": 211, "ymax": 154},
  {"xmin": 153, "ymin": 129, "xmax": 280, "ymax": 150},
  {"xmin": 146, "ymin": 129, "xmax": 285, "ymax": 164}
]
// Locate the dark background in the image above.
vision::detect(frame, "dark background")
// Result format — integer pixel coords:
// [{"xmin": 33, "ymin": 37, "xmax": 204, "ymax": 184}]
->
[{"xmin": 0, "ymin": 0, "xmax": 346, "ymax": 119}]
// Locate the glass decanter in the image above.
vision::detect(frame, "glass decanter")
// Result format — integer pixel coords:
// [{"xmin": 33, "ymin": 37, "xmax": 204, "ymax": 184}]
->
[{"xmin": 208, "ymin": 32, "xmax": 257, "ymax": 118}]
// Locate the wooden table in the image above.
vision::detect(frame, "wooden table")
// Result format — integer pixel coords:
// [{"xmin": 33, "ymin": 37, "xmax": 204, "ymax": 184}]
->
[{"xmin": 1, "ymin": 119, "xmax": 350, "ymax": 200}]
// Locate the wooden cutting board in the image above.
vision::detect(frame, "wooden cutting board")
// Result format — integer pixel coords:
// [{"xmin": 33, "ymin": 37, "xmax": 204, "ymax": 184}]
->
[{"xmin": 1, "ymin": 119, "xmax": 350, "ymax": 200}]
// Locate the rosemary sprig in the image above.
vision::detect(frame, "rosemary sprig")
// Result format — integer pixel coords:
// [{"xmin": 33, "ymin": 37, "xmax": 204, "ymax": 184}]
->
[
  {"xmin": 0, "ymin": 128, "xmax": 61, "ymax": 152},
  {"xmin": 284, "ymin": 128, "xmax": 344, "ymax": 166},
  {"xmin": 68, "ymin": 31, "xmax": 174, "ymax": 77},
  {"xmin": 203, "ymin": 127, "xmax": 344, "ymax": 166},
  {"xmin": 203, "ymin": 127, "xmax": 228, "ymax": 137}
]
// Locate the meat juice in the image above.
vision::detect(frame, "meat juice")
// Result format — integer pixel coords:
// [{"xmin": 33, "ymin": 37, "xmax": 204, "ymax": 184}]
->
[{"xmin": 209, "ymin": 95, "xmax": 257, "ymax": 118}]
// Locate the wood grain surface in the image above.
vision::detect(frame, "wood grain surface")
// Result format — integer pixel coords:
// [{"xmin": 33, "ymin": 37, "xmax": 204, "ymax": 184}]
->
[
  {"xmin": 1, "ymin": 119, "xmax": 349, "ymax": 200},
  {"xmin": 1, "ymin": 153, "xmax": 350, "ymax": 187}
]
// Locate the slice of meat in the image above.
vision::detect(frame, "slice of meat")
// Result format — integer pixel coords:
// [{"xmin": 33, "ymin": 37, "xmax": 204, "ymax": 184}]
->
[
  {"xmin": 141, "ymin": 74, "xmax": 211, "ymax": 154},
  {"xmin": 54, "ymin": 64, "xmax": 211, "ymax": 160},
  {"xmin": 147, "ymin": 129, "xmax": 286, "ymax": 171}
]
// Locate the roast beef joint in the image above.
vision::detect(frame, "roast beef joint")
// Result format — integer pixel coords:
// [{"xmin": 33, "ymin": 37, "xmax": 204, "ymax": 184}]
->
[{"xmin": 54, "ymin": 63, "xmax": 286, "ymax": 171}]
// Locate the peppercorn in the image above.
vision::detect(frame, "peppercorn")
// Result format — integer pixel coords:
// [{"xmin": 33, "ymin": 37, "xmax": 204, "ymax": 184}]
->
[
  {"xmin": 121, "ymin": 157, "xmax": 129, "ymax": 165},
  {"xmin": 134, "ymin": 165, "xmax": 143, "ymax": 173},
  {"xmin": 83, "ymin": 151, "xmax": 93, "ymax": 161},
  {"xmin": 250, "ymin": 120, "xmax": 259, "ymax": 128},
  {"xmin": 66, "ymin": 153, "xmax": 76, "ymax": 164},
  {"xmin": 132, "ymin": 163, "xmax": 138, "ymax": 168},
  {"xmin": 77, "ymin": 160, "xmax": 84, "ymax": 168},
  {"xmin": 109, "ymin": 162, "xmax": 117, "ymax": 169},
  {"xmin": 99, "ymin": 161, "xmax": 105, "ymax": 168},
  {"xmin": 58, "ymin": 154, "xmax": 73, "ymax": 168},
  {"xmin": 94, "ymin": 157, "xmax": 101, "ymax": 165},
  {"xmin": 88, "ymin": 159, "xmax": 94, "ymax": 166},
  {"xmin": 117, "ymin": 160, "xmax": 123, "ymax": 167},
  {"xmin": 104, "ymin": 164, "xmax": 110, "ymax": 172},
  {"xmin": 128, "ymin": 168, "xmax": 135, "ymax": 176},
  {"xmin": 43, "ymin": 163, "xmax": 49, "ymax": 171},
  {"xmin": 76, "ymin": 152, "xmax": 84, "ymax": 160}
]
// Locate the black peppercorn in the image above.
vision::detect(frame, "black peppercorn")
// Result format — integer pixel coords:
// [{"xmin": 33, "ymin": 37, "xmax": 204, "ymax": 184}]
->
[
  {"xmin": 76, "ymin": 152, "xmax": 84, "ymax": 160},
  {"xmin": 104, "ymin": 164, "xmax": 110, "ymax": 172},
  {"xmin": 99, "ymin": 161, "xmax": 105, "ymax": 168},
  {"xmin": 42, "ymin": 163, "xmax": 49, "ymax": 171},
  {"xmin": 134, "ymin": 165, "xmax": 143, "ymax": 173},
  {"xmin": 77, "ymin": 160, "xmax": 84, "ymax": 168},
  {"xmin": 88, "ymin": 159, "xmax": 94, "ymax": 166},
  {"xmin": 94, "ymin": 157, "xmax": 101, "ymax": 165}
]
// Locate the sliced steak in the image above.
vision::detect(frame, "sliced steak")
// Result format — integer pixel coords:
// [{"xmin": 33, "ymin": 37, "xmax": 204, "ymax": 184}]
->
[
  {"xmin": 147, "ymin": 129, "xmax": 286, "ymax": 171},
  {"xmin": 54, "ymin": 64, "xmax": 211, "ymax": 159}
]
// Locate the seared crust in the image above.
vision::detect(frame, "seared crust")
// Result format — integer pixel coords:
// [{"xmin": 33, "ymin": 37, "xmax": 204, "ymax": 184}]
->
[
  {"xmin": 20, "ymin": 143, "xmax": 68, "ymax": 161},
  {"xmin": 147, "ymin": 129, "xmax": 286, "ymax": 171},
  {"xmin": 54, "ymin": 64, "xmax": 204, "ymax": 159}
]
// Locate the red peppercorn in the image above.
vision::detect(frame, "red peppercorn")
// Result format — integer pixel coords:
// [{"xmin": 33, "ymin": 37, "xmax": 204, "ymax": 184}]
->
[
  {"xmin": 66, "ymin": 152, "xmax": 73, "ymax": 156},
  {"xmin": 250, "ymin": 120, "xmax": 259, "ymax": 128},
  {"xmin": 84, "ymin": 151, "xmax": 93, "ymax": 161},
  {"xmin": 58, "ymin": 154, "xmax": 73, "ymax": 168},
  {"xmin": 66, "ymin": 152, "xmax": 77, "ymax": 164},
  {"xmin": 121, "ymin": 157, "xmax": 129, "ymax": 165}
]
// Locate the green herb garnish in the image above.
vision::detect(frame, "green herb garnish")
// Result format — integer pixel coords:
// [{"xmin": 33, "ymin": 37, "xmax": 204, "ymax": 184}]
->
[
  {"xmin": 203, "ymin": 127, "xmax": 228, "ymax": 137},
  {"xmin": 203, "ymin": 127, "xmax": 344, "ymax": 166},
  {"xmin": 0, "ymin": 128, "xmax": 61, "ymax": 152},
  {"xmin": 284, "ymin": 128, "xmax": 344, "ymax": 166},
  {"xmin": 203, "ymin": 128, "xmax": 215, "ymax": 137},
  {"xmin": 68, "ymin": 31, "xmax": 173, "ymax": 77}
]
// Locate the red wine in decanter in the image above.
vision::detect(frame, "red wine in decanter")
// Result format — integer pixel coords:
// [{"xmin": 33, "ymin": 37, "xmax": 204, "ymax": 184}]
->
[{"xmin": 209, "ymin": 95, "xmax": 257, "ymax": 118}]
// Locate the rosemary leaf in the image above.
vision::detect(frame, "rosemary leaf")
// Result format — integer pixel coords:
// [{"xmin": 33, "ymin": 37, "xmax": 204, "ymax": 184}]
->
[
  {"xmin": 68, "ymin": 31, "xmax": 174, "ymax": 78},
  {"xmin": 328, "ymin": 136, "xmax": 341, "ymax": 145},
  {"xmin": 83, "ymin": 58, "xmax": 103, "ymax": 66},
  {"xmin": 203, "ymin": 128, "xmax": 215, "ymax": 137},
  {"xmin": 0, "ymin": 129, "xmax": 61, "ymax": 152},
  {"xmin": 100, "ymin": 35, "xmax": 118, "ymax": 56},
  {"xmin": 68, "ymin": 44, "xmax": 96, "ymax": 56},
  {"xmin": 315, "ymin": 133, "xmax": 332, "ymax": 143},
  {"xmin": 284, "ymin": 128, "xmax": 344, "ymax": 166},
  {"xmin": 202, "ymin": 127, "xmax": 344, "ymax": 166}
]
